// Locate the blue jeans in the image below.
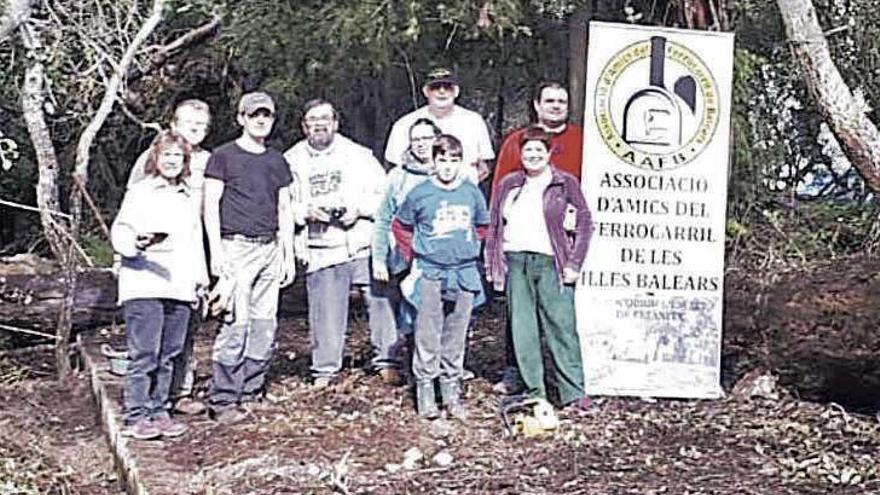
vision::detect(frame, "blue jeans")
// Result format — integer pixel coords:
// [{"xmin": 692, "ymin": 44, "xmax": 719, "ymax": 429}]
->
[
  {"xmin": 170, "ymin": 315, "xmax": 198, "ymax": 401},
  {"xmin": 209, "ymin": 238, "xmax": 280, "ymax": 412},
  {"xmin": 123, "ymin": 298, "xmax": 191, "ymax": 423},
  {"xmin": 307, "ymin": 257, "xmax": 399, "ymax": 378},
  {"xmin": 412, "ymin": 278, "xmax": 474, "ymax": 382}
]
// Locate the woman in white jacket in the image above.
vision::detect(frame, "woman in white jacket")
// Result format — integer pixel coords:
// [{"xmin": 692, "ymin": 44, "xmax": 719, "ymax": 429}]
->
[{"xmin": 112, "ymin": 130, "xmax": 208, "ymax": 440}]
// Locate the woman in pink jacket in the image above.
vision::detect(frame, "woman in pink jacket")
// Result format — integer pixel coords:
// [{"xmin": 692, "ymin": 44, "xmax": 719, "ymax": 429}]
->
[{"xmin": 485, "ymin": 126, "xmax": 594, "ymax": 410}]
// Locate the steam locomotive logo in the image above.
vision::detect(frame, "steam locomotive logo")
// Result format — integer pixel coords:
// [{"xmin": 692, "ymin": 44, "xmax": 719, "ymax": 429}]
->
[{"xmin": 594, "ymin": 36, "xmax": 719, "ymax": 171}]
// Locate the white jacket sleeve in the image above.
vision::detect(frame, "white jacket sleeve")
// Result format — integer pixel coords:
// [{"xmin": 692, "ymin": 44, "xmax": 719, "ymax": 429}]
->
[
  {"xmin": 111, "ymin": 188, "xmax": 142, "ymax": 258},
  {"xmin": 284, "ymin": 149, "xmax": 309, "ymax": 226},
  {"xmin": 192, "ymin": 210, "xmax": 209, "ymax": 286},
  {"xmin": 355, "ymin": 152, "xmax": 387, "ymax": 219}
]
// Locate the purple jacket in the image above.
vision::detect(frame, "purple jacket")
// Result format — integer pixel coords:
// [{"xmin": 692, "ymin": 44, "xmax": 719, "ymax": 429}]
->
[{"xmin": 485, "ymin": 168, "xmax": 593, "ymax": 291}]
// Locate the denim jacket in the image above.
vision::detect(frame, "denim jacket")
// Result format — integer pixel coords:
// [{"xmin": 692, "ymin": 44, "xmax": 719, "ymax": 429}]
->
[{"xmin": 485, "ymin": 168, "xmax": 593, "ymax": 291}]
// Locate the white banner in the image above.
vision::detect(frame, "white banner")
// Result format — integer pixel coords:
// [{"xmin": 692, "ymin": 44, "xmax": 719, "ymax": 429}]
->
[{"xmin": 576, "ymin": 22, "xmax": 734, "ymax": 399}]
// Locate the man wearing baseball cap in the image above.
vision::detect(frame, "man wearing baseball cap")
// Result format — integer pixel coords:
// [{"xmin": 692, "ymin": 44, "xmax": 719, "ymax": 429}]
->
[
  {"xmin": 203, "ymin": 91, "xmax": 296, "ymax": 423},
  {"xmin": 384, "ymin": 67, "xmax": 495, "ymax": 184}
]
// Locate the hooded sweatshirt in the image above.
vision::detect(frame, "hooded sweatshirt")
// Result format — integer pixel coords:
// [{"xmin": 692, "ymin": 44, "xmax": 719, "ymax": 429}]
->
[
  {"xmin": 284, "ymin": 134, "xmax": 386, "ymax": 273},
  {"xmin": 370, "ymin": 150, "xmax": 434, "ymax": 274}
]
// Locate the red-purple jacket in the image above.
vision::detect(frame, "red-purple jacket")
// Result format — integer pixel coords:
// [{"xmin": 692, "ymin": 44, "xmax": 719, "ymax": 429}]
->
[{"xmin": 484, "ymin": 168, "xmax": 593, "ymax": 291}]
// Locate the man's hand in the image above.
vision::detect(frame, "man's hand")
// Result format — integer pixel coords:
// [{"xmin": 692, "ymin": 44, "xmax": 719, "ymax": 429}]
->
[
  {"xmin": 210, "ymin": 254, "xmax": 230, "ymax": 279},
  {"xmin": 338, "ymin": 208, "xmax": 358, "ymax": 228},
  {"xmin": 373, "ymin": 263, "xmax": 389, "ymax": 282},
  {"xmin": 562, "ymin": 267, "xmax": 580, "ymax": 285},
  {"xmin": 280, "ymin": 261, "xmax": 296, "ymax": 288},
  {"xmin": 307, "ymin": 206, "xmax": 331, "ymax": 222},
  {"xmin": 194, "ymin": 283, "xmax": 210, "ymax": 317}
]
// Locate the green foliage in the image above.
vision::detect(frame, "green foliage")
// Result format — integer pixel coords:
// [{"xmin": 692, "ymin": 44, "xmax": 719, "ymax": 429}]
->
[
  {"xmin": 728, "ymin": 199, "xmax": 880, "ymax": 269},
  {"xmin": 728, "ymin": 47, "xmax": 766, "ymax": 219},
  {"xmin": 80, "ymin": 232, "xmax": 113, "ymax": 267},
  {"xmin": 206, "ymin": 0, "xmax": 586, "ymax": 152}
]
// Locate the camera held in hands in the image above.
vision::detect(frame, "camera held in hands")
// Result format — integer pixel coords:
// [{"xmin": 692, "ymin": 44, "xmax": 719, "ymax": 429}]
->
[
  {"xmin": 308, "ymin": 206, "xmax": 350, "ymax": 239},
  {"xmin": 321, "ymin": 206, "xmax": 348, "ymax": 226}
]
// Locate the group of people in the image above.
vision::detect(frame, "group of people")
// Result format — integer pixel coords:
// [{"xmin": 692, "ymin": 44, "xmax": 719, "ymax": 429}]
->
[{"xmin": 111, "ymin": 67, "xmax": 593, "ymax": 440}]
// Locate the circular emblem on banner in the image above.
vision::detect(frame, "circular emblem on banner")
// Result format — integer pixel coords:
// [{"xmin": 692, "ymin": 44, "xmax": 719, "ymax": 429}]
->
[{"xmin": 594, "ymin": 36, "xmax": 720, "ymax": 171}]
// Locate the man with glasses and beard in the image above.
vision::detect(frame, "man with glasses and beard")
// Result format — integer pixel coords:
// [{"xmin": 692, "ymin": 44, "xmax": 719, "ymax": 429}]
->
[
  {"xmin": 203, "ymin": 91, "xmax": 296, "ymax": 424},
  {"xmin": 284, "ymin": 99, "xmax": 398, "ymax": 388},
  {"xmin": 384, "ymin": 67, "xmax": 495, "ymax": 184}
]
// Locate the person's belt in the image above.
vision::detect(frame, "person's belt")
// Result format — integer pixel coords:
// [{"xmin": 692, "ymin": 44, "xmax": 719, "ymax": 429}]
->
[{"xmin": 221, "ymin": 233, "xmax": 276, "ymax": 244}]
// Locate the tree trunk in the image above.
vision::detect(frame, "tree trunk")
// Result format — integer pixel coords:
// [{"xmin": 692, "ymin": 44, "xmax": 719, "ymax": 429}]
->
[
  {"xmin": 21, "ymin": 62, "xmax": 66, "ymax": 262},
  {"xmin": 776, "ymin": 0, "xmax": 880, "ymax": 194},
  {"xmin": 0, "ymin": 269, "xmax": 119, "ymax": 330},
  {"xmin": 567, "ymin": 3, "xmax": 594, "ymax": 126}
]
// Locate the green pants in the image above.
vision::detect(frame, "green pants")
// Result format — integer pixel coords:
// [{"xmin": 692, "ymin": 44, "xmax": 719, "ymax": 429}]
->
[{"xmin": 505, "ymin": 252, "xmax": 585, "ymax": 405}]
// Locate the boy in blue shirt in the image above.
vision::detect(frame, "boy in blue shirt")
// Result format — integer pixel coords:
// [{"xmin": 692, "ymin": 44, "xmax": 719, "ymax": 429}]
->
[{"xmin": 392, "ymin": 135, "xmax": 489, "ymax": 420}]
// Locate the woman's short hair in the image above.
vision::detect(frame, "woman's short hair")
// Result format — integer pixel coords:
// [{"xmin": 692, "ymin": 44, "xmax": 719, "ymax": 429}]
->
[
  {"xmin": 519, "ymin": 125, "xmax": 552, "ymax": 151},
  {"xmin": 432, "ymin": 134, "xmax": 463, "ymax": 159},
  {"xmin": 409, "ymin": 118, "xmax": 442, "ymax": 139},
  {"xmin": 142, "ymin": 130, "xmax": 192, "ymax": 183}
]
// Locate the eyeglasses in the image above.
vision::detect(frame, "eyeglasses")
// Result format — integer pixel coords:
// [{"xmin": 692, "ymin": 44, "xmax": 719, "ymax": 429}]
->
[
  {"xmin": 304, "ymin": 114, "xmax": 335, "ymax": 125},
  {"xmin": 427, "ymin": 82, "xmax": 456, "ymax": 92},
  {"xmin": 410, "ymin": 136, "xmax": 436, "ymax": 143},
  {"xmin": 247, "ymin": 109, "xmax": 275, "ymax": 119}
]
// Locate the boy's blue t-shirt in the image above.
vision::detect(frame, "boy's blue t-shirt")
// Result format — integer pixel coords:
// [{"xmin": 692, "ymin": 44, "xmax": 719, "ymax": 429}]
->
[{"xmin": 395, "ymin": 179, "xmax": 489, "ymax": 266}]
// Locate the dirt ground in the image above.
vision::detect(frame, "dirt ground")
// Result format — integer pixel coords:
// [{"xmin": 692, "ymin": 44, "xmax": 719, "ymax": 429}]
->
[
  {"xmin": 0, "ymin": 369, "xmax": 122, "ymax": 494},
  {"xmin": 2, "ymin": 257, "xmax": 880, "ymax": 494}
]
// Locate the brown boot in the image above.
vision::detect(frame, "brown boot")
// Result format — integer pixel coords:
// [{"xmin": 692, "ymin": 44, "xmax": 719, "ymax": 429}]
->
[
  {"xmin": 174, "ymin": 397, "xmax": 206, "ymax": 415},
  {"xmin": 378, "ymin": 368, "xmax": 404, "ymax": 386}
]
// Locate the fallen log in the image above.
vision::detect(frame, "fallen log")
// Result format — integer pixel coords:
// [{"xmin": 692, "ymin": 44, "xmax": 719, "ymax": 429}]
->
[
  {"xmin": 0, "ymin": 268, "xmax": 309, "ymax": 331},
  {"xmin": 0, "ymin": 269, "xmax": 119, "ymax": 330}
]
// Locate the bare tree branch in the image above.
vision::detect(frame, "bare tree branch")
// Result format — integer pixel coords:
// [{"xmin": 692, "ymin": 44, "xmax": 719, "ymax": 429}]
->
[
  {"xmin": 130, "ymin": 11, "xmax": 221, "ymax": 82},
  {"xmin": 72, "ymin": 0, "xmax": 166, "ymax": 186},
  {"xmin": 147, "ymin": 11, "xmax": 220, "ymax": 57},
  {"xmin": 21, "ymin": 57, "xmax": 67, "ymax": 263},
  {"xmin": 777, "ymin": 0, "xmax": 880, "ymax": 193},
  {"xmin": 118, "ymin": 99, "xmax": 162, "ymax": 132}
]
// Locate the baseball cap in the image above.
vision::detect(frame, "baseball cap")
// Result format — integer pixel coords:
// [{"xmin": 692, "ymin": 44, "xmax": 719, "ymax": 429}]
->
[
  {"xmin": 424, "ymin": 67, "xmax": 459, "ymax": 87},
  {"xmin": 238, "ymin": 91, "xmax": 276, "ymax": 115}
]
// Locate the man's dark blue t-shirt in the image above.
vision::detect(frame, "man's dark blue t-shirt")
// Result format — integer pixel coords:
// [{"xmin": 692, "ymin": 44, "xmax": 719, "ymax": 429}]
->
[{"xmin": 204, "ymin": 142, "xmax": 293, "ymax": 238}]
